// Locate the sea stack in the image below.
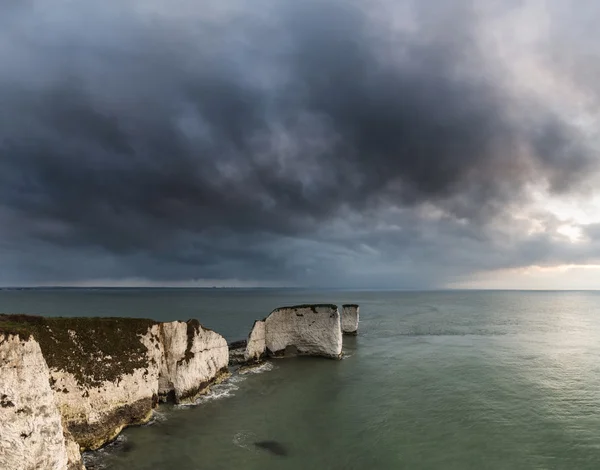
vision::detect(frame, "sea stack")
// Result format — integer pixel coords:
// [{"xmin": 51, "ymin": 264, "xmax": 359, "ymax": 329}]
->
[
  {"xmin": 0, "ymin": 314, "xmax": 229, "ymax": 469},
  {"xmin": 341, "ymin": 304, "xmax": 359, "ymax": 335},
  {"xmin": 244, "ymin": 320, "xmax": 266, "ymax": 363},
  {"xmin": 264, "ymin": 304, "xmax": 342, "ymax": 358}
]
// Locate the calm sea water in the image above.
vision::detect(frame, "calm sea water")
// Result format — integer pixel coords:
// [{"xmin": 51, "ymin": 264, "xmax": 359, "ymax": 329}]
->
[{"xmin": 2, "ymin": 289, "xmax": 600, "ymax": 469}]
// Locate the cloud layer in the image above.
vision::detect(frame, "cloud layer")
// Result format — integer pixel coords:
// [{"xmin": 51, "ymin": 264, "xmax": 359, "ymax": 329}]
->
[{"xmin": 1, "ymin": 0, "xmax": 599, "ymax": 287}]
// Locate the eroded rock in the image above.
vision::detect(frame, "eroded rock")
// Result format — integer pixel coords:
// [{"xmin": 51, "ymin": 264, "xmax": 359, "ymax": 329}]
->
[
  {"xmin": 244, "ymin": 320, "xmax": 266, "ymax": 363},
  {"xmin": 341, "ymin": 304, "xmax": 359, "ymax": 335},
  {"xmin": 0, "ymin": 332, "xmax": 84, "ymax": 470},
  {"xmin": 158, "ymin": 320, "xmax": 229, "ymax": 403},
  {"xmin": 0, "ymin": 314, "xmax": 230, "ymax": 467},
  {"xmin": 264, "ymin": 304, "xmax": 342, "ymax": 359}
]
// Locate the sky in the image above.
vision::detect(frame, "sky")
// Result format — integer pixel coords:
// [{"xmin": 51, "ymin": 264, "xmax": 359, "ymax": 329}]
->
[{"xmin": 1, "ymin": 0, "xmax": 599, "ymax": 289}]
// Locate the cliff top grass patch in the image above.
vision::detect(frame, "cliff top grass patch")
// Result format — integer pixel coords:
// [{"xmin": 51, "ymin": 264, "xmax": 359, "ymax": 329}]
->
[
  {"xmin": 0, "ymin": 314, "xmax": 157, "ymax": 388},
  {"xmin": 271, "ymin": 304, "xmax": 339, "ymax": 314},
  {"xmin": 342, "ymin": 304, "xmax": 359, "ymax": 308}
]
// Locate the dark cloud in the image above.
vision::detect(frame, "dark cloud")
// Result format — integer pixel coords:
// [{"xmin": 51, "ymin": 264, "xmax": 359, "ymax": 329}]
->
[{"xmin": 0, "ymin": 0, "xmax": 598, "ymax": 286}]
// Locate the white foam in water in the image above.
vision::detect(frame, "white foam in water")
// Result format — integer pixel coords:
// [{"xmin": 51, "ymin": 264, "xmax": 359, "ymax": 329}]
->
[
  {"xmin": 175, "ymin": 362, "xmax": 275, "ymax": 409},
  {"xmin": 82, "ymin": 434, "xmax": 129, "ymax": 469},
  {"xmin": 143, "ymin": 409, "xmax": 168, "ymax": 426},
  {"xmin": 195, "ymin": 381, "xmax": 239, "ymax": 404},
  {"xmin": 239, "ymin": 361, "xmax": 274, "ymax": 375},
  {"xmin": 174, "ymin": 379, "xmax": 241, "ymax": 408}
]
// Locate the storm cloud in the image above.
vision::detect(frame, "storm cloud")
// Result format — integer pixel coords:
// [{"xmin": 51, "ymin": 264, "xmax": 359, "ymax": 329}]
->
[{"xmin": 0, "ymin": 0, "xmax": 599, "ymax": 287}]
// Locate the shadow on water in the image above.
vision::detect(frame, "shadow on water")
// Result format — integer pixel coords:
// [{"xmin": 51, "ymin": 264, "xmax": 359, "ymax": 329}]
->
[{"xmin": 253, "ymin": 440, "xmax": 289, "ymax": 456}]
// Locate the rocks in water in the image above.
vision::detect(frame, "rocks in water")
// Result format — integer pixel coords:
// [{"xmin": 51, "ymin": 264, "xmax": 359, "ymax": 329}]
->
[
  {"xmin": 244, "ymin": 320, "xmax": 266, "ymax": 363},
  {"xmin": 265, "ymin": 304, "xmax": 342, "ymax": 359},
  {"xmin": 254, "ymin": 440, "xmax": 289, "ymax": 456},
  {"xmin": 341, "ymin": 304, "xmax": 359, "ymax": 335},
  {"xmin": 239, "ymin": 303, "xmax": 361, "ymax": 364},
  {"xmin": 228, "ymin": 340, "xmax": 247, "ymax": 350},
  {"xmin": 228, "ymin": 340, "xmax": 248, "ymax": 366}
]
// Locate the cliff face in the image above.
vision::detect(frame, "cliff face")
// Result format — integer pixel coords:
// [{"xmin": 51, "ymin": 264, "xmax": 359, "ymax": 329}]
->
[
  {"xmin": 3, "ymin": 316, "xmax": 161, "ymax": 452},
  {"xmin": 244, "ymin": 320, "xmax": 266, "ymax": 362},
  {"xmin": 341, "ymin": 304, "xmax": 359, "ymax": 335},
  {"xmin": 0, "ymin": 332, "xmax": 83, "ymax": 470},
  {"xmin": 264, "ymin": 305, "xmax": 342, "ymax": 358},
  {"xmin": 159, "ymin": 320, "xmax": 229, "ymax": 403},
  {"xmin": 0, "ymin": 314, "xmax": 229, "ymax": 469}
]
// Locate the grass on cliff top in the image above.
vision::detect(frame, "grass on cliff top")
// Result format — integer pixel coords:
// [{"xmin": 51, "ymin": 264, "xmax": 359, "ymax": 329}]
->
[
  {"xmin": 0, "ymin": 314, "xmax": 158, "ymax": 388},
  {"xmin": 342, "ymin": 304, "xmax": 359, "ymax": 308},
  {"xmin": 271, "ymin": 304, "xmax": 339, "ymax": 314}
]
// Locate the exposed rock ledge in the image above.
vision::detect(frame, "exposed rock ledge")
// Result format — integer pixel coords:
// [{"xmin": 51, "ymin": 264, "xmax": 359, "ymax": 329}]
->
[{"xmin": 0, "ymin": 315, "xmax": 228, "ymax": 470}]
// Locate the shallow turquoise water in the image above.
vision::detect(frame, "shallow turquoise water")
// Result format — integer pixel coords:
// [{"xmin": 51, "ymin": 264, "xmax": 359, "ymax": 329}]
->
[{"xmin": 2, "ymin": 289, "xmax": 600, "ymax": 469}]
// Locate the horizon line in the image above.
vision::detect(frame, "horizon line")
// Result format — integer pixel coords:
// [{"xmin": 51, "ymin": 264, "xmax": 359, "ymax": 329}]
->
[{"xmin": 1, "ymin": 286, "xmax": 600, "ymax": 292}]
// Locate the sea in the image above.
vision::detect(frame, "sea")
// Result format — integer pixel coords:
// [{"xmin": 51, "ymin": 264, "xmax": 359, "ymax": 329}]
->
[{"xmin": 2, "ymin": 288, "xmax": 600, "ymax": 469}]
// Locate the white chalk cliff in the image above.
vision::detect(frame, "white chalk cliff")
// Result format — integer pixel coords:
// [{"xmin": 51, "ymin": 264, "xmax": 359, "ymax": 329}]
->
[
  {"xmin": 159, "ymin": 320, "xmax": 229, "ymax": 403},
  {"xmin": 341, "ymin": 304, "xmax": 359, "ymax": 335},
  {"xmin": 49, "ymin": 323, "xmax": 164, "ymax": 451},
  {"xmin": 0, "ymin": 314, "xmax": 229, "ymax": 470},
  {"xmin": 0, "ymin": 333, "xmax": 84, "ymax": 470},
  {"xmin": 264, "ymin": 305, "xmax": 342, "ymax": 358},
  {"xmin": 244, "ymin": 320, "xmax": 266, "ymax": 362}
]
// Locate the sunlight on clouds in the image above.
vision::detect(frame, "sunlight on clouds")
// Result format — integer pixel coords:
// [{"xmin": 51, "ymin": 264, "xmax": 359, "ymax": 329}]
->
[
  {"xmin": 534, "ymin": 191, "xmax": 600, "ymax": 226},
  {"xmin": 448, "ymin": 264, "xmax": 600, "ymax": 290},
  {"xmin": 556, "ymin": 224, "xmax": 584, "ymax": 242}
]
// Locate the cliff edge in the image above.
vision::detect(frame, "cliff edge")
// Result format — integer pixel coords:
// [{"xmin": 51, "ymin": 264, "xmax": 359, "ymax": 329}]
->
[{"xmin": 0, "ymin": 314, "xmax": 229, "ymax": 469}]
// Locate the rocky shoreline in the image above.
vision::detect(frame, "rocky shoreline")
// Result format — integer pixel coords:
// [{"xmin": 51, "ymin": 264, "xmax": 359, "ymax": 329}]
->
[{"xmin": 0, "ymin": 303, "xmax": 359, "ymax": 470}]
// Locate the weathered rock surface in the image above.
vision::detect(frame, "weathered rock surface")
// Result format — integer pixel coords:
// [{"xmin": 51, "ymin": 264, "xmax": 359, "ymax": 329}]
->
[
  {"xmin": 0, "ymin": 332, "xmax": 84, "ymax": 470},
  {"xmin": 228, "ymin": 340, "xmax": 247, "ymax": 366},
  {"xmin": 159, "ymin": 320, "xmax": 229, "ymax": 403},
  {"xmin": 341, "ymin": 304, "xmax": 359, "ymax": 335},
  {"xmin": 0, "ymin": 314, "xmax": 229, "ymax": 469},
  {"xmin": 264, "ymin": 305, "xmax": 342, "ymax": 358},
  {"xmin": 244, "ymin": 320, "xmax": 266, "ymax": 362}
]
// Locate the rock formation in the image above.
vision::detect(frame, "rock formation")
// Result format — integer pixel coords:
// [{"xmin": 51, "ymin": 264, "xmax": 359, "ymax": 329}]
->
[
  {"xmin": 158, "ymin": 320, "xmax": 229, "ymax": 403},
  {"xmin": 0, "ymin": 314, "xmax": 229, "ymax": 470},
  {"xmin": 264, "ymin": 304, "xmax": 342, "ymax": 358},
  {"xmin": 341, "ymin": 304, "xmax": 359, "ymax": 335},
  {"xmin": 0, "ymin": 331, "xmax": 84, "ymax": 470},
  {"xmin": 244, "ymin": 320, "xmax": 266, "ymax": 362},
  {"xmin": 0, "ymin": 302, "xmax": 354, "ymax": 469}
]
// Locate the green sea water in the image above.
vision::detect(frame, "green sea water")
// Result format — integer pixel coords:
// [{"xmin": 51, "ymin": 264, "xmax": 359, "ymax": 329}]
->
[{"xmin": 2, "ymin": 289, "xmax": 600, "ymax": 469}]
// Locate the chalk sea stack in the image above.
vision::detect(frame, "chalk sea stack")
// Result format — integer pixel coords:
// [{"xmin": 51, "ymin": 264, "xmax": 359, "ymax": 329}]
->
[
  {"xmin": 244, "ymin": 320, "xmax": 266, "ymax": 363},
  {"xmin": 264, "ymin": 304, "xmax": 343, "ymax": 358},
  {"xmin": 341, "ymin": 304, "xmax": 360, "ymax": 335},
  {"xmin": 238, "ymin": 304, "xmax": 345, "ymax": 362}
]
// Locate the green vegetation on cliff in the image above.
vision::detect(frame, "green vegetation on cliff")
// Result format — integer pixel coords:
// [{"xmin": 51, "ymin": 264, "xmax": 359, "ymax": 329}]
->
[
  {"xmin": 272, "ymin": 304, "xmax": 338, "ymax": 314},
  {"xmin": 0, "ymin": 314, "xmax": 157, "ymax": 387}
]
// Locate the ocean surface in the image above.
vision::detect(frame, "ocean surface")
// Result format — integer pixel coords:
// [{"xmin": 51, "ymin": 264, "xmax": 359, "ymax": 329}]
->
[{"xmin": 2, "ymin": 289, "xmax": 600, "ymax": 469}]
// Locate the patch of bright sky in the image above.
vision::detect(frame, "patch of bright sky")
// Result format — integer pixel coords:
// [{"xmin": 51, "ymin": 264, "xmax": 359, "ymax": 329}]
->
[{"xmin": 448, "ymin": 264, "xmax": 600, "ymax": 290}]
